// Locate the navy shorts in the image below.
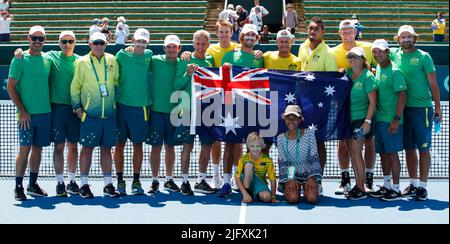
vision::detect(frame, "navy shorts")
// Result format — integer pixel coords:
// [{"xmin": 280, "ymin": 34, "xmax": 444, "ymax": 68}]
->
[
  {"xmin": 351, "ymin": 119, "xmax": 375, "ymax": 140},
  {"xmin": 52, "ymin": 104, "xmax": 80, "ymax": 144},
  {"xmin": 375, "ymin": 122, "xmax": 403, "ymax": 154},
  {"xmin": 403, "ymin": 107, "xmax": 433, "ymax": 152},
  {"xmin": 147, "ymin": 111, "xmax": 180, "ymax": 146},
  {"xmin": 19, "ymin": 113, "xmax": 52, "ymax": 147},
  {"xmin": 80, "ymin": 115, "xmax": 117, "ymax": 148},
  {"xmin": 116, "ymin": 103, "xmax": 149, "ymax": 144},
  {"xmin": 174, "ymin": 125, "xmax": 214, "ymax": 145}
]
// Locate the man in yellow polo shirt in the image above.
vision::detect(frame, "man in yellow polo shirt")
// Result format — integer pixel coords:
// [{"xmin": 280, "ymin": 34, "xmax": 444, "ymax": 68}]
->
[
  {"xmin": 331, "ymin": 19, "xmax": 377, "ymax": 195},
  {"xmin": 264, "ymin": 29, "xmax": 301, "ymax": 71},
  {"xmin": 71, "ymin": 32, "xmax": 120, "ymax": 199},
  {"xmin": 298, "ymin": 17, "xmax": 338, "ymax": 72},
  {"xmin": 297, "ymin": 17, "xmax": 338, "ymax": 195}
]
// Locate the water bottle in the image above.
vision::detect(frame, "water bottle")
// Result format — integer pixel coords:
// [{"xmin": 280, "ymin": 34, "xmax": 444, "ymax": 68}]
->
[
  {"xmin": 353, "ymin": 128, "xmax": 365, "ymax": 140},
  {"xmin": 434, "ymin": 113, "xmax": 441, "ymax": 134}
]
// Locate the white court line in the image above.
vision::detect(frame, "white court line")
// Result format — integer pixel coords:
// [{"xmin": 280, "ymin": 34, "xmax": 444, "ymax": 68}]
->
[{"xmin": 239, "ymin": 202, "xmax": 247, "ymax": 224}]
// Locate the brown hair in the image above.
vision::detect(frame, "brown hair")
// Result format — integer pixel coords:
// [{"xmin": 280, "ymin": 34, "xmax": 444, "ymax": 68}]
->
[
  {"xmin": 309, "ymin": 17, "xmax": 325, "ymax": 31},
  {"xmin": 216, "ymin": 19, "xmax": 233, "ymax": 32}
]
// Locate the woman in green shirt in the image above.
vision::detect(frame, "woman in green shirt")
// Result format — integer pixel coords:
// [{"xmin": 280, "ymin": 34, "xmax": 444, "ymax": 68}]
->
[{"xmin": 346, "ymin": 47, "xmax": 377, "ymax": 200}]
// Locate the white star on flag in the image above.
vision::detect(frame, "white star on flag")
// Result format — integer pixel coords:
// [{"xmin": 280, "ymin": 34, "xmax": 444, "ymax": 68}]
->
[
  {"xmin": 308, "ymin": 124, "xmax": 318, "ymax": 132},
  {"xmin": 284, "ymin": 92, "xmax": 296, "ymax": 103},
  {"xmin": 305, "ymin": 73, "xmax": 316, "ymax": 81},
  {"xmin": 318, "ymin": 102, "xmax": 324, "ymax": 108},
  {"xmin": 324, "ymin": 85, "xmax": 336, "ymax": 96},
  {"xmin": 220, "ymin": 113, "xmax": 241, "ymax": 135}
]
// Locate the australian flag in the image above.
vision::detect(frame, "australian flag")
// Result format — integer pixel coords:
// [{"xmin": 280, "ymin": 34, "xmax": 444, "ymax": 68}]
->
[{"xmin": 190, "ymin": 65, "xmax": 352, "ymax": 143}]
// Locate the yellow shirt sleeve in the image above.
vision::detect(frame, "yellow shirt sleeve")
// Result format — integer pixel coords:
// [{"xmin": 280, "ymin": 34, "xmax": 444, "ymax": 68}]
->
[
  {"xmin": 235, "ymin": 155, "xmax": 246, "ymax": 179},
  {"xmin": 267, "ymin": 158, "xmax": 276, "ymax": 181},
  {"xmin": 70, "ymin": 59, "xmax": 84, "ymax": 109}
]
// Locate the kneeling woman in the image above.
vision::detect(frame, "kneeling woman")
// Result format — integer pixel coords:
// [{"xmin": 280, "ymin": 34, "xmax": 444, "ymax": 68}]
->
[{"xmin": 278, "ymin": 105, "xmax": 322, "ymax": 204}]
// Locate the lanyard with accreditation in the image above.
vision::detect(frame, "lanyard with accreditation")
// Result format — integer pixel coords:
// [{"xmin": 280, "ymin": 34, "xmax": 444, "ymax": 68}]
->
[
  {"xmin": 285, "ymin": 129, "xmax": 302, "ymax": 180},
  {"xmin": 90, "ymin": 55, "xmax": 109, "ymax": 97}
]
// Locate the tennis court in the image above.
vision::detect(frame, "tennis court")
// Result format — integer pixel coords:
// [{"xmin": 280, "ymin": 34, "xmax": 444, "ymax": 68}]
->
[{"xmin": 0, "ymin": 179, "xmax": 447, "ymax": 224}]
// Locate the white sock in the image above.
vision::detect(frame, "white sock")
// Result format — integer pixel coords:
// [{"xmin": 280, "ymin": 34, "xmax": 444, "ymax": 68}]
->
[
  {"xmin": 68, "ymin": 173, "xmax": 76, "ymax": 183},
  {"xmin": 419, "ymin": 181, "xmax": 427, "ymax": 189},
  {"xmin": 166, "ymin": 176, "xmax": 173, "ymax": 182},
  {"xmin": 393, "ymin": 184, "xmax": 400, "ymax": 193},
  {"xmin": 212, "ymin": 164, "xmax": 220, "ymax": 176},
  {"xmin": 383, "ymin": 175, "xmax": 392, "ymax": 189},
  {"xmin": 223, "ymin": 173, "xmax": 231, "ymax": 184},
  {"xmin": 197, "ymin": 173, "xmax": 206, "ymax": 183},
  {"xmin": 366, "ymin": 168, "xmax": 374, "ymax": 174},
  {"xmin": 104, "ymin": 175, "xmax": 112, "ymax": 186},
  {"xmin": 340, "ymin": 168, "xmax": 350, "ymax": 174},
  {"xmin": 81, "ymin": 176, "xmax": 88, "ymax": 187},
  {"xmin": 410, "ymin": 179, "xmax": 419, "ymax": 187},
  {"xmin": 56, "ymin": 174, "xmax": 64, "ymax": 184},
  {"xmin": 182, "ymin": 174, "xmax": 188, "ymax": 183},
  {"xmin": 152, "ymin": 176, "xmax": 159, "ymax": 182}
]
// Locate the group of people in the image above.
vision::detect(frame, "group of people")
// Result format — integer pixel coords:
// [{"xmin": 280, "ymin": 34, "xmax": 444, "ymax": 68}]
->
[
  {"xmin": 218, "ymin": 0, "xmax": 269, "ymax": 42},
  {"xmin": 7, "ymin": 15, "xmax": 441, "ymax": 205},
  {"xmin": 89, "ymin": 16, "xmax": 130, "ymax": 46}
]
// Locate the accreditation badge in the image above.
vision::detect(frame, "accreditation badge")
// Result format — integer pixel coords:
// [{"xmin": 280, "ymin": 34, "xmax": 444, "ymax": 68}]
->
[{"xmin": 99, "ymin": 83, "xmax": 109, "ymax": 97}]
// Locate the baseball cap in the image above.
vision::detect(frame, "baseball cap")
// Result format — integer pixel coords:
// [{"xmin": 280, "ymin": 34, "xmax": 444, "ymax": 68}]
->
[
  {"xmin": 284, "ymin": 105, "xmax": 302, "ymax": 118},
  {"xmin": 164, "ymin": 34, "xmax": 180, "ymax": 46},
  {"xmin": 372, "ymin": 39, "xmax": 389, "ymax": 51},
  {"xmin": 348, "ymin": 47, "xmax": 366, "ymax": 58},
  {"xmin": 339, "ymin": 19, "xmax": 355, "ymax": 30},
  {"xmin": 89, "ymin": 32, "xmax": 107, "ymax": 42},
  {"xmin": 397, "ymin": 25, "xmax": 416, "ymax": 36},
  {"xmin": 227, "ymin": 4, "xmax": 234, "ymax": 10},
  {"xmin": 276, "ymin": 29, "xmax": 294, "ymax": 40},
  {"xmin": 29, "ymin": 26, "xmax": 45, "ymax": 36},
  {"xmin": 92, "ymin": 18, "xmax": 100, "ymax": 24},
  {"xmin": 59, "ymin": 30, "xmax": 75, "ymax": 40},
  {"xmin": 134, "ymin": 28, "xmax": 150, "ymax": 43},
  {"xmin": 241, "ymin": 24, "xmax": 258, "ymax": 34}
]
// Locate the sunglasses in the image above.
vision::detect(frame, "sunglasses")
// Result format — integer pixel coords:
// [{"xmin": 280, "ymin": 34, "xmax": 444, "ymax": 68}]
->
[
  {"xmin": 346, "ymin": 55, "xmax": 360, "ymax": 60},
  {"xmin": 60, "ymin": 39, "xmax": 75, "ymax": 44},
  {"xmin": 92, "ymin": 41, "xmax": 106, "ymax": 46},
  {"xmin": 30, "ymin": 36, "xmax": 45, "ymax": 42}
]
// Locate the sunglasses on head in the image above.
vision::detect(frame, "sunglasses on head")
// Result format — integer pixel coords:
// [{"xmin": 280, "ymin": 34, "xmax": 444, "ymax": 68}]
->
[
  {"xmin": 30, "ymin": 36, "xmax": 45, "ymax": 42},
  {"xmin": 60, "ymin": 39, "xmax": 75, "ymax": 44},
  {"xmin": 92, "ymin": 41, "xmax": 106, "ymax": 46}
]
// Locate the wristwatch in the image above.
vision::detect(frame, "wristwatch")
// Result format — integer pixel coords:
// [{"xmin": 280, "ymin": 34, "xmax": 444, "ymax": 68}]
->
[
  {"xmin": 394, "ymin": 115, "xmax": 401, "ymax": 121},
  {"xmin": 364, "ymin": 119, "xmax": 372, "ymax": 125}
]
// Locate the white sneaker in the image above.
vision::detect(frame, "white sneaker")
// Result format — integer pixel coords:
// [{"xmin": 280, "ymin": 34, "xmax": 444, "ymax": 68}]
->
[
  {"xmin": 335, "ymin": 182, "xmax": 351, "ymax": 195},
  {"xmin": 210, "ymin": 175, "xmax": 223, "ymax": 189}
]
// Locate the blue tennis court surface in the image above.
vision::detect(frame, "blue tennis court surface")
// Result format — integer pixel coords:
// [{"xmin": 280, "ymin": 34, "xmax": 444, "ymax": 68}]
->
[{"xmin": 1, "ymin": 179, "xmax": 447, "ymax": 224}]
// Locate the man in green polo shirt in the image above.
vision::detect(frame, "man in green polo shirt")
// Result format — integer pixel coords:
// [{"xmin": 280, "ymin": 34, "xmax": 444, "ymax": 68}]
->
[
  {"xmin": 173, "ymin": 30, "xmax": 216, "ymax": 196},
  {"xmin": 14, "ymin": 30, "xmax": 82, "ymax": 198},
  {"xmin": 369, "ymin": 39, "xmax": 407, "ymax": 201},
  {"xmin": 219, "ymin": 24, "xmax": 264, "ymax": 198},
  {"xmin": 147, "ymin": 35, "xmax": 182, "ymax": 195},
  {"xmin": 71, "ymin": 32, "xmax": 120, "ymax": 199},
  {"xmin": 114, "ymin": 28, "xmax": 152, "ymax": 196},
  {"xmin": 390, "ymin": 25, "xmax": 442, "ymax": 201},
  {"xmin": 7, "ymin": 26, "xmax": 52, "ymax": 201}
]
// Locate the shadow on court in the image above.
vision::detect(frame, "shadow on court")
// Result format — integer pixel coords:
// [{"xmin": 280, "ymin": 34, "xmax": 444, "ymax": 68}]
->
[{"xmin": 13, "ymin": 191, "xmax": 244, "ymax": 210}]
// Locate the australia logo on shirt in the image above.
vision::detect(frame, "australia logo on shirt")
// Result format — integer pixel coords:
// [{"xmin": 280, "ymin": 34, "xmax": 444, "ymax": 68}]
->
[
  {"xmin": 410, "ymin": 57, "xmax": 419, "ymax": 65},
  {"xmin": 381, "ymin": 74, "xmax": 387, "ymax": 81},
  {"xmin": 288, "ymin": 63, "xmax": 299, "ymax": 71},
  {"xmin": 312, "ymin": 55, "xmax": 321, "ymax": 62}
]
